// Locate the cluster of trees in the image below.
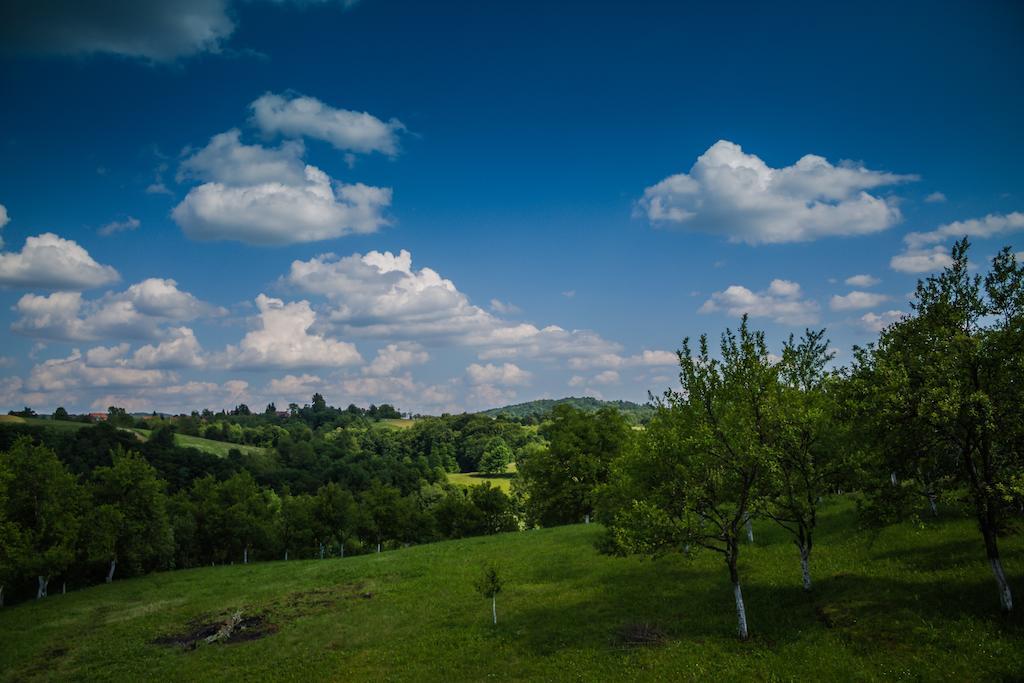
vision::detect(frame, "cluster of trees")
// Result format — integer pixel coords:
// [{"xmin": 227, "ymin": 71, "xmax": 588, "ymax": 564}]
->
[
  {"xmin": 0, "ymin": 436, "xmax": 520, "ymax": 605},
  {"xmin": 511, "ymin": 241, "xmax": 1022, "ymax": 638},
  {"xmin": 0, "ymin": 399, "xmax": 540, "ymax": 605}
]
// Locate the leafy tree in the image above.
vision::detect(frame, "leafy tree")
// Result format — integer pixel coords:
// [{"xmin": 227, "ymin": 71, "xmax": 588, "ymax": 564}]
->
[
  {"xmin": 602, "ymin": 317, "xmax": 778, "ymax": 640},
  {"xmin": 515, "ymin": 405, "xmax": 632, "ymax": 527},
  {"xmin": 764, "ymin": 329, "xmax": 847, "ymax": 591},
  {"xmin": 106, "ymin": 406, "xmax": 133, "ymax": 427},
  {"xmin": 479, "ymin": 438, "xmax": 513, "ymax": 474},
  {"xmin": 314, "ymin": 483, "xmax": 360, "ymax": 557},
  {"xmin": 0, "ymin": 438, "xmax": 84, "ymax": 599},
  {"xmin": 847, "ymin": 240, "xmax": 1023, "ymax": 612},
  {"xmin": 86, "ymin": 447, "xmax": 174, "ymax": 582},
  {"xmin": 52, "ymin": 407, "xmax": 70, "ymax": 421}
]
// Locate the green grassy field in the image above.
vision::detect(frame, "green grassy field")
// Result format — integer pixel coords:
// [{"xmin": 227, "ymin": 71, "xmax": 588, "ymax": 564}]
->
[
  {"xmin": 0, "ymin": 416, "xmax": 270, "ymax": 459},
  {"xmin": 1, "ymin": 498, "xmax": 1021, "ymax": 681},
  {"xmin": 447, "ymin": 463, "xmax": 517, "ymax": 492},
  {"xmin": 375, "ymin": 418, "xmax": 417, "ymax": 430}
]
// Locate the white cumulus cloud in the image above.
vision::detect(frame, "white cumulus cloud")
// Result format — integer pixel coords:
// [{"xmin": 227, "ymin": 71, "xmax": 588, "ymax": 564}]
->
[
  {"xmin": 224, "ymin": 294, "xmax": 362, "ymax": 370},
  {"xmin": 465, "ymin": 362, "xmax": 531, "ymax": 386},
  {"xmin": 699, "ymin": 279, "xmax": 819, "ymax": 325},
  {"xmin": 250, "ymin": 92, "xmax": 405, "ymax": 156},
  {"xmin": 845, "ymin": 274, "xmax": 880, "ymax": 287},
  {"xmin": 0, "ymin": 233, "xmax": 119, "ymax": 289},
  {"xmin": 829, "ymin": 291, "xmax": 890, "ymax": 311},
  {"xmin": 637, "ymin": 140, "xmax": 916, "ymax": 244}
]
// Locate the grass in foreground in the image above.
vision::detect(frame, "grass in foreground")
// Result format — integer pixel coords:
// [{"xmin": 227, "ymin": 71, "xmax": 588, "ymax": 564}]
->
[{"xmin": 0, "ymin": 499, "xmax": 1021, "ymax": 681}]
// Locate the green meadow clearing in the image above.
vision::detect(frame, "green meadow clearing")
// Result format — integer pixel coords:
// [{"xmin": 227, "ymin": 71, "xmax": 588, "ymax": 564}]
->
[
  {"xmin": 1, "ymin": 498, "xmax": 1021, "ymax": 681},
  {"xmin": 447, "ymin": 462, "xmax": 517, "ymax": 492},
  {"xmin": 0, "ymin": 416, "xmax": 270, "ymax": 459}
]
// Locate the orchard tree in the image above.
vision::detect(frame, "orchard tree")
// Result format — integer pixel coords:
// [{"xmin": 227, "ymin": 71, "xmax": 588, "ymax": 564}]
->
[
  {"xmin": 765, "ymin": 329, "xmax": 847, "ymax": 591},
  {"xmin": 848, "ymin": 240, "xmax": 1023, "ymax": 612},
  {"xmin": 474, "ymin": 563, "xmax": 505, "ymax": 625},
  {"xmin": 602, "ymin": 317, "xmax": 778, "ymax": 640}
]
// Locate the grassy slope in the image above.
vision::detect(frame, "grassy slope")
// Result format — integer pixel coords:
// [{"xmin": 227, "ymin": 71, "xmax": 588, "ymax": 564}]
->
[
  {"xmin": 1, "ymin": 499, "xmax": 1021, "ymax": 681},
  {"xmin": 0, "ymin": 416, "xmax": 269, "ymax": 459}
]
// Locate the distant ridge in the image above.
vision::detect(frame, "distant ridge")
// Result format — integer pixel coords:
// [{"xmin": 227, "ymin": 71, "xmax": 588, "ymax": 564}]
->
[{"xmin": 480, "ymin": 396, "xmax": 654, "ymax": 423}]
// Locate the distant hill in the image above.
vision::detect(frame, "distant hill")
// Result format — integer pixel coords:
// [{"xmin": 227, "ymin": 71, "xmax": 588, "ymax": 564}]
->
[{"xmin": 480, "ymin": 396, "xmax": 655, "ymax": 423}]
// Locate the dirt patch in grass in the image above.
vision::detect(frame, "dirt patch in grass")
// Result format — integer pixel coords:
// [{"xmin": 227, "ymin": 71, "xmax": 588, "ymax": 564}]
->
[
  {"xmin": 152, "ymin": 612, "xmax": 277, "ymax": 650},
  {"xmin": 615, "ymin": 622, "xmax": 668, "ymax": 648},
  {"xmin": 152, "ymin": 582, "xmax": 372, "ymax": 652}
]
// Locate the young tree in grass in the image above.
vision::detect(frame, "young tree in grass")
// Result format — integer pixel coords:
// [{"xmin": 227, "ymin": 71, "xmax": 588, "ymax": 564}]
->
[
  {"xmin": 767, "ymin": 329, "xmax": 846, "ymax": 591},
  {"xmin": 474, "ymin": 563, "xmax": 504, "ymax": 625},
  {"xmin": 847, "ymin": 240, "xmax": 1024, "ymax": 612},
  {"xmin": 601, "ymin": 317, "xmax": 778, "ymax": 640}
]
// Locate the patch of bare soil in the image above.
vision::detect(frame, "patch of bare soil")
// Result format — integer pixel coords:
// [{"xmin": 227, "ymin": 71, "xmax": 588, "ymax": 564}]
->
[{"xmin": 152, "ymin": 611, "xmax": 277, "ymax": 650}]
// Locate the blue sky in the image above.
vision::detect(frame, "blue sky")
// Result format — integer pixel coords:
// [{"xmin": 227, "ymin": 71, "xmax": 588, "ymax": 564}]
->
[{"xmin": 0, "ymin": 0, "xmax": 1022, "ymax": 414}]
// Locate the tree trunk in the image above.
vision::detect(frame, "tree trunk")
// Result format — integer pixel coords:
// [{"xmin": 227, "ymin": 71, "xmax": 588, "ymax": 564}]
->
[
  {"xmin": 890, "ymin": 471, "xmax": 898, "ymax": 486},
  {"xmin": 62, "ymin": 582, "xmax": 66, "ymax": 595},
  {"xmin": 799, "ymin": 544, "xmax": 812, "ymax": 592},
  {"xmin": 377, "ymin": 543, "xmax": 381, "ymax": 554},
  {"xmin": 37, "ymin": 575, "xmax": 48, "ymax": 599},
  {"xmin": 983, "ymin": 521, "xmax": 1014, "ymax": 612},
  {"xmin": 285, "ymin": 550, "xmax": 289, "ymax": 561},
  {"xmin": 928, "ymin": 493, "xmax": 938, "ymax": 517},
  {"xmin": 243, "ymin": 546, "xmax": 248, "ymax": 564},
  {"xmin": 727, "ymin": 543, "xmax": 749, "ymax": 640},
  {"xmin": 106, "ymin": 559, "xmax": 116, "ymax": 583},
  {"xmin": 492, "ymin": 596, "xmax": 497, "ymax": 625},
  {"xmin": 320, "ymin": 544, "xmax": 325, "ymax": 559},
  {"xmin": 584, "ymin": 513, "xmax": 590, "ymax": 524},
  {"xmin": 745, "ymin": 517, "xmax": 754, "ymax": 543},
  {"xmin": 990, "ymin": 558, "xmax": 1013, "ymax": 612},
  {"xmin": 732, "ymin": 580, "xmax": 749, "ymax": 640},
  {"xmin": 340, "ymin": 544, "xmax": 345, "ymax": 558}
]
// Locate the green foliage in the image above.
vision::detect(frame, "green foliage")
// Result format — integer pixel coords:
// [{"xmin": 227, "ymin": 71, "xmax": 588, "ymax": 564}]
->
[
  {"xmin": 0, "ymin": 438, "xmax": 84, "ymax": 588},
  {"xmin": 846, "ymin": 239, "xmax": 1024, "ymax": 610},
  {"xmin": 482, "ymin": 396, "xmax": 655, "ymax": 424},
  {"xmin": 473, "ymin": 562, "xmax": 504, "ymax": 599},
  {"xmin": 516, "ymin": 405, "xmax": 633, "ymax": 527},
  {"xmin": 478, "ymin": 437, "xmax": 513, "ymax": 474}
]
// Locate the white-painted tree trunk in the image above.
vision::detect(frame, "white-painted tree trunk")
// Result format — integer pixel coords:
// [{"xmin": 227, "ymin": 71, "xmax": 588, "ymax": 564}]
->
[
  {"xmin": 890, "ymin": 471, "xmax": 898, "ymax": 486},
  {"xmin": 492, "ymin": 596, "xmax": 497, "ymax": 625},
  {"xmin": 106, "ymin": 559, "xmax": 116, "ymax": 583},
  {"xmin": 377, "ymin": 543, "xmax": 381, "ymax": 554},
  {"xmin": 990, "ymin": 557, "xmax": 1014, "ymax": 612},
  {"xmin": 584, "ymin": 513, "xmax": 590, "ymax": 524},
  {"xmin": 340, "ymin": 544, "xmax": 345, "ymax": 558},
  {"xmin": 320, "ymin": 544, "xmax": 325, "ymax": 559},
  {"xmin": 733, "ymin": 581, "xmax": 749, "ymax": 640},
  {"xmin": 745, "ymin": 518, "xmax": 754, "ymax": 543},
  {"xmin": 799, "ymin": 545, "xmax": 812, "ymax": 591},
  {"xmin": 285, "ymin": 550, "xmax": 289, "ymax": 561},
  {"xmin": 243, "ymin": 546, "xmax": 248, "ymax": 564},
  {"xmin": 928, "ymin": 494, "xmax": 938, "ymax": 516},
  {"xmin": 62, "ymin": 582, "xmax": 66, "ymax": 595},
  {"xmin": 37, "ymin": 576, "xmax": 48, "ymax": 599}
]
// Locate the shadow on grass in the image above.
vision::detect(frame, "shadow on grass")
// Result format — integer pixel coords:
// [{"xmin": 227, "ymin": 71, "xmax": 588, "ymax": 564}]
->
[{"xmin": 503, "ymin": 549, "xmax": 1024, "ymax": 660}]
